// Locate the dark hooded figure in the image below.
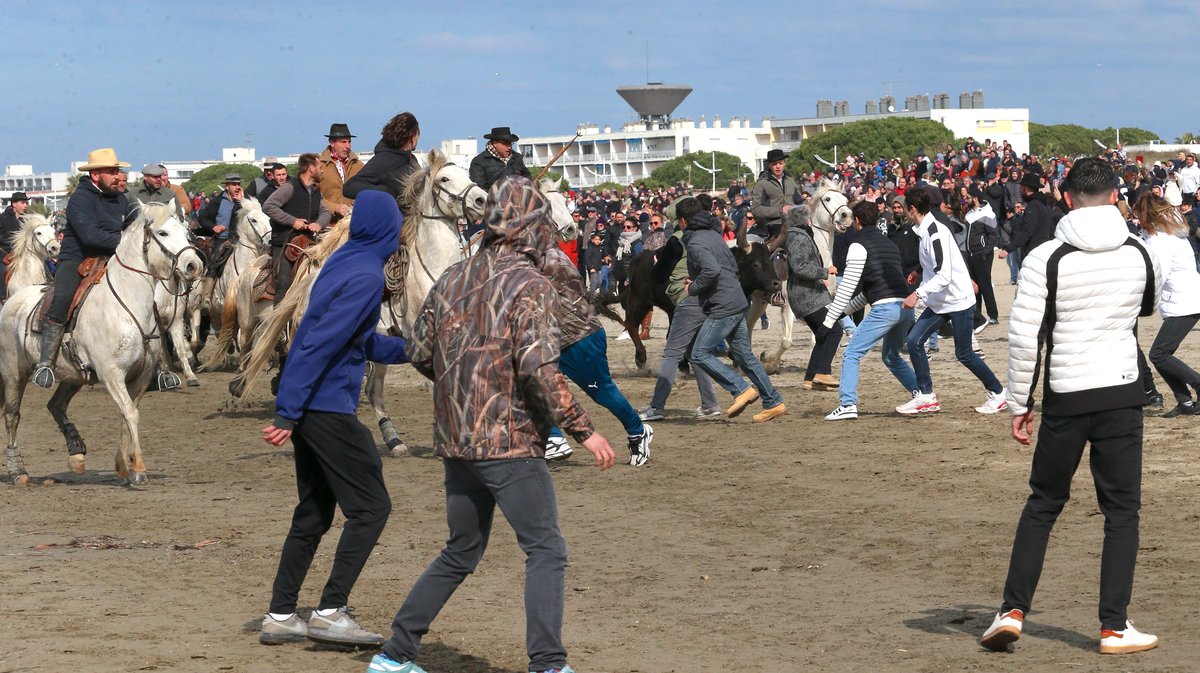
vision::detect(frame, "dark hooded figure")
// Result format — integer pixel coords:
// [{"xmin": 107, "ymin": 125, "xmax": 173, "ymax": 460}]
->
[{"xmin": 259, "ymin": 190, "xmax": 410, "ymax": 649}]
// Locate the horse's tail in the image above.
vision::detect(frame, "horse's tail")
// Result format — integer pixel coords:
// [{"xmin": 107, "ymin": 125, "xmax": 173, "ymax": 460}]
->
[
  {"xmin": 591, "ymin": 292, "xmax": 626, "ymax": 324},
  {"xmin": 236, "ymin": 270, "xmax": 314, "ymax": 398},
  {"xmin": 201, "ymin": 279, "xmax": 241, "ymax": 372}
]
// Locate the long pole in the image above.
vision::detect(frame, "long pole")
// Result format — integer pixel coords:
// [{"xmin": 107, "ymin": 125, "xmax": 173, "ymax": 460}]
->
[{"xmin": 533, "ymin": 132, "xmax": 581, "ymax": 184}]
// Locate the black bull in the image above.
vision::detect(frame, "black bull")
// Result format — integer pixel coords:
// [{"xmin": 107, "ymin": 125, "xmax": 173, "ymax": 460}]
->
[{"xmin": 602, "ymin": 232, "xmax": 787, "ymax": 369}]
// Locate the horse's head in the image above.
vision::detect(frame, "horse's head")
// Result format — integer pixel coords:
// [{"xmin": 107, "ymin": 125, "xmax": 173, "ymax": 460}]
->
[
  {"xmin": 237, "ymin": 197, "xmax": 272, "ymax": 250},
  {"xmin": 34, "ymin": 222, "xmax": 59, "ymax": 258},
  {"xmin": 538, "ymin": 178, "xmax": 577, "ymax": 241},
  {"xmin": 425, "ymin": 150, "xmax": 486, "ymax": 222},
  {"xmin": 17, "ymin": 213, "xmax": 60, "ymax": 259},
  {"xmin": 134, "ymin": 202, "xmax": 204, "ymax": 282},
  {"xmin": 812, "ymin": 180, "xmax": 852, "ymax": 234}
]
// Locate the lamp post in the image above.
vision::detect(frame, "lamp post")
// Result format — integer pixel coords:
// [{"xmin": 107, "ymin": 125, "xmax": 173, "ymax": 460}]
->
[{"xmin": 692, "ymin": 150, "xmax": 721, "ymax": 193}]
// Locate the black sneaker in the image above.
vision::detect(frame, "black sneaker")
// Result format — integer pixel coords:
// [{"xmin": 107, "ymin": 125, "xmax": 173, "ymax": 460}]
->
[
  {"xmin": 1162, "ymin": 401, "xmax": 1197, "ymax": 418},
  {"xmin": 1146, "ymin": 392, "xmax": 1164, "ymax": 410}
]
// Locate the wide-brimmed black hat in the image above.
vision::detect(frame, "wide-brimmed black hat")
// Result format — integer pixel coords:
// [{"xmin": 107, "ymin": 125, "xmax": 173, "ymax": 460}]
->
[
  {"xmin": 326, "ymin": 123, "xmax": 355, "ymax": 139},
  {"xmin": 765, "ymin": 148, "xmax": 788, "ymax": 163},
  {"xmin": 484, "ymin": 126, "xmax": 519, "ymax": 143},
  {"xmin": 1019, "ymin": 173, "xmax": 1042, "ymax": 190},
  {"xmin": 10, "ymin": 191, "xmax": 29, "ymax": 202}
]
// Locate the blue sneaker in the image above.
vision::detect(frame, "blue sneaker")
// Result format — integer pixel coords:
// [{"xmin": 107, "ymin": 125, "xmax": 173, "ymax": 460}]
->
[
  {"xmin": 367, "ymin": 653, "xmax": 427, "ymax": 673},
  {"xmin": 543, "ymin": 667, "xmax": 577, "ymax": 673}
]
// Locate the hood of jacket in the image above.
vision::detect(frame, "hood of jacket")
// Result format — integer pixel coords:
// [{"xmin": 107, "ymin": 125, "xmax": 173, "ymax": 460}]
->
[
  {"xmin": 325, "ymin": 190, "xmax": 401, "ymax": 275},
  {"xmin": 1056, "ymin": 204, "xmax": 1130, "ymax": 252},
  {"xmin": 684, "ymin": 209, "xmax": 722, "ymax": 234},
  {"xmin": 481, "ymin": 176, "xmax": 554, "ymax": 261}
]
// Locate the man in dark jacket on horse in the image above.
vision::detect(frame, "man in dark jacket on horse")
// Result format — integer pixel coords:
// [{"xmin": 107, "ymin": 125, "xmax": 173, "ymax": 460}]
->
[
  {"xmin": 263, "ymin": 153, "xmax": 330, "ymax": 305},
  {"xmin": 0, "ymin": 191, "xmax": 31, "ymax": 298},
  {"xmin": 33, "ymin": 149, "xmax": 135, "ymax": 389},
  {"xmin": 469, "ymin": 126, "xmax": 531, "ymax": 192}
]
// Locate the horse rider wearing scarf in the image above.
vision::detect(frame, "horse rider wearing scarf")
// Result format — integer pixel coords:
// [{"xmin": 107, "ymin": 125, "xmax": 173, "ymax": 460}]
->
[
  {"xmin": 33, "ymin": 148, "xmax": 134, "ymax": 389},
  {"xmin": 469, "ymin": 126, "xmax": 531, "ymax": 193},
  {"xmin": 259, "ymin": 191, "xmax": 410, "ymax": 648},
  {"xmin": 318, "ymin": 123, "xmax": 363, "ymax": 224},
  {"xmin": 370, "ymin": 176, "xmax": 614, "ymax": 673}
]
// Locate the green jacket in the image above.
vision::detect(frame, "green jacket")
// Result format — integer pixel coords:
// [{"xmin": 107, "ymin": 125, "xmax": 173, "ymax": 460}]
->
[
  {"xmin": 666, "ymin": 230, "xmax": 690, "ymax": 305},
  {"xmin": 128, "ymin": 181, "xmax": 184, "ymax": 219}
]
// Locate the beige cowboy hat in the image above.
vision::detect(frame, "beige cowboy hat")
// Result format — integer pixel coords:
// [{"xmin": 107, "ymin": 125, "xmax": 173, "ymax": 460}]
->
[{"xmin": 78, "ymin": 147, "xmax": 131, "ymax": 171}]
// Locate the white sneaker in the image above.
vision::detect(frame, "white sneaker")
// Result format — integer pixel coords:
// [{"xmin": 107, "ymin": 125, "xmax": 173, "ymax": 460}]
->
[
  {"xmin": 544, "ymin": 436, "xmax": 573, "ymax": 461},
  {"xmin": 628, "ymin": 424, "xmax": 652, "ymax": 466},
  {"xmin": 1100, "ymin": 621, "xmax": 1158, "ymax": 654},
  {"xmin": 694, "ymin": 405, "xmax": 722, "ymax": 418},
  {"xmin": 975, "ymin": 389, "xmax": 1009, "ymax": 414},
  {"xmin": 980, "ymin": 609, "xmax": 1023, "ymax": 651},
  {"xmin": 824, "ymin": 404, "xmax": 858, "ymax": 421},
  {"xmin": 638, "ymin": 406, "xmax": 664, "ymax": 421},
  {"xmin": 616, "ymin": 330, "xmax": 631, "ymax": 341},
  {"xmin": 896, "ymin": 391, "xmax": 938, "ymax": 415}
]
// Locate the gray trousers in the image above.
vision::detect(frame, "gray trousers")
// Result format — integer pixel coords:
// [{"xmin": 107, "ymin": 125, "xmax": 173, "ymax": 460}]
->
[
  {"xmin": 649, "ymin": 297, "xmax": 719, "ymax": 411},
  {"xmin": 382, "ymin": 458, "xmax": 568, "ymax": 672}
]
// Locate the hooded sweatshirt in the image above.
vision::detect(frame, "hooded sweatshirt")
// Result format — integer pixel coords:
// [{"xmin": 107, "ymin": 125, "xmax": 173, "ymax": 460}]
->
[
  {"xmin": 684, "ymin": 210, "xmax": 749, "ymax": 319},
  {"xmin": 273, "ymin": 191, "xmax": 408, "ymax": 430},
  {"xmin": 1007, "ymin": 204, "xmax": 1161, "ymax": 416},
  {"xmin": 407, "ymin": 176, "xmax": 593, "ymax": 460}
]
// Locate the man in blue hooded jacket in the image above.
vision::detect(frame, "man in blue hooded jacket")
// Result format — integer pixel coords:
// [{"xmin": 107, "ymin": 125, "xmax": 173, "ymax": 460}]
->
[{"xmin": 258, "ymin": 190, "xmax": 409, "ymax": 648}]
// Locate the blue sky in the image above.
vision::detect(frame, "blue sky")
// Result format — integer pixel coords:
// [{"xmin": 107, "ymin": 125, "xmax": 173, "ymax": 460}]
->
[{"xmin": 1, "ymin": 0, "xmax": 1194, "ymax": 171}]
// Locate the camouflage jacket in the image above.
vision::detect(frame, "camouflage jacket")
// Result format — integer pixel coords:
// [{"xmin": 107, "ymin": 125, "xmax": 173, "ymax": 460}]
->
[
  {"xmin": 407, "ymin": 177, "xmax": 594, "ymax": 460},
  {"xmin": 541, "ymin": 245, "xmax": 602, "ymax": 347}
]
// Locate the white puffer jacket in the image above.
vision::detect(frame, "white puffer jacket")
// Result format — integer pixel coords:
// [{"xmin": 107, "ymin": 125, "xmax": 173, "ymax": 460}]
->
[
  {"xmin": 1144, "ymin": 231, "xmax": 1200, "ymax": 318},
  {"xmin": 1007, "ymin": 205, "xmax": 1162, "ymax": 416}
]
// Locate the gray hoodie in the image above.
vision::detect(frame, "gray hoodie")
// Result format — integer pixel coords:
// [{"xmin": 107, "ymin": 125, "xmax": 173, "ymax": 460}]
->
[{"xmin": 683, "ymin": 210, "xmax": 749, "ymax": 319}]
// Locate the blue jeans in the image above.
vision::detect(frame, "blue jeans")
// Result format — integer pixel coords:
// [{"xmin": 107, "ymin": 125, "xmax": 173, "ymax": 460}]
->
[
  {"xmin": 549, "ymin": 330, "xmax": 643, "ymax": 439},
  {"xmin": 838, "ymin": 302, "xmax": 918, "ymax": 406},
  {"xmin": 906, "ymin": 306, "xmax": 1003, "ymax": 395},
  {"xmin": 1006, "ymin": 249, "xmax": 1021, "ymax": 283},
  {"xmin": 690, "ymin": 311, "xmax": 784, "ymax": 409}
]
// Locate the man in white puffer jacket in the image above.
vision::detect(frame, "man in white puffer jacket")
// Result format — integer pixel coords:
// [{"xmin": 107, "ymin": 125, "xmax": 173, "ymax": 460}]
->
[{"xmin": 980, "ymin": 158, "xmax": 1163, "ymax": 655}]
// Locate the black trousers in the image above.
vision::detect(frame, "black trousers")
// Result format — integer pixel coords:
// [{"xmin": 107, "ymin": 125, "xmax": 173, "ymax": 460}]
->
[
  {"xmin": 269, "ymin": 411, "xmax": 391, "ymax": 613},
  {"xmin": 967, "ymin": 250, "xmax": 998, "ymax": 320},
  {"xmin": 1148, "ymin": 314, "xmax": 1200, "ymax": 404},
  {"xmin": 270, "ymin": 244, "xmax": 294, "ymax": 306},
  {"xmin": 801, "ymin": 306, "xmax": 843, "ymax": 380},
  {"xmin": 46, "ymin": 258, "xmax": 82, "ymax": 325},
  {"xmin": 1000, "ymin": 408, "xmax": 1143, "ymax": 630}
]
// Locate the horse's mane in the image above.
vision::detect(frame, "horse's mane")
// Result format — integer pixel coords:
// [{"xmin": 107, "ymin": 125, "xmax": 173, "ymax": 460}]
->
[
  {"xmin": 11, "ymin": 213, "xmax": 52, "ymax": 258},
  {"xmin": 398, "ymin": 150, "xmax": 447, "ymax": 250}
]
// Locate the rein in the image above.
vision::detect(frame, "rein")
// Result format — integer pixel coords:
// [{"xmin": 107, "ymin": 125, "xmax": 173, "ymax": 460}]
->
[{"xmin": 106, "ymin": 219, "xmax": 198, "ymax": 350}]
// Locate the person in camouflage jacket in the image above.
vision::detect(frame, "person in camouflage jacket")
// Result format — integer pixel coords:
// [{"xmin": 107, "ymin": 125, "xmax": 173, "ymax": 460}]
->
[{"xmin": 377, "ymin": 176, "xmax": 615, "ymax": 673}]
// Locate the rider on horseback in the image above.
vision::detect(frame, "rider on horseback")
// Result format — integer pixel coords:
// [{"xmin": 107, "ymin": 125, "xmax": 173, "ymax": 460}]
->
[
  {"xmin": 262, "ymin": 153, "xmax": 329, "ymax": 306},
  {"xmin": 33, "ymin": 148, "xmax": 134, "ymax": 389},
  {"xmin": 194, "ymin": 174, "xmax": 245, "ymax": 305}
]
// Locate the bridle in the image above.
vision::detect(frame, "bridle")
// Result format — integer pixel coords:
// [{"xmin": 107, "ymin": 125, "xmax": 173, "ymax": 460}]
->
[
  {"xmin": 816, "ymin": 188, "xmax": 852, "ymax": 232},
  {"xmin": 108, "ymin": 217, "xmax": 201, "ymax": 349}
]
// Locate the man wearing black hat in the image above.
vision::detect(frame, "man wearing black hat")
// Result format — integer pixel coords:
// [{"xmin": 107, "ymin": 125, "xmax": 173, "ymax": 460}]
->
[
  {"xmin": 1009, "ymin": 172, "xmax": 1055, "ymax": 264},
  {"xmin": 469, "ymin": 127, "xmax": 530, "ymax": 192},
  {"xmin": 318, "ymin": 123, "xmax": 362, "ymax": 223},
  {"xmin": 129, "ymin": 165, "xmax": 184, "ymax": 219},
  {"xmin": 0, "ymin": 192, "xmax": 31, "ymax": 298},
  {"xmin": 749, "ymin": 148, "xmax": 798, "ymax": 240}
]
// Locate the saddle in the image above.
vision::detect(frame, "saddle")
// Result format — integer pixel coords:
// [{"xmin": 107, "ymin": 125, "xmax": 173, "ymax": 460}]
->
[
  {"xmin": 284, "ymin": 234, "xmax": 315, "ymax": 263},
  {"xmin": 253, "ymin": 263, "xmax": 276, "ymax": 302},
  {"xmin": 31, "ymin": 256, "xmax": 108, "ymax": 333}
]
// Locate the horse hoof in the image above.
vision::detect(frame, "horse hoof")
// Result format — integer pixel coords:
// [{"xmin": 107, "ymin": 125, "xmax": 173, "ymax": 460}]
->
[
  {"xmin": 67, "ymin": 455, "xmax": 85, "ymax": 475},
  {"xmin": 187, "ymin": 378, "xmax": 201, "ymax": 388},
  {"xmin": 130, "ymin": 472, "xmax": 148, "ymax": 486},
  {"xmin": 389, "ymin": 443, "xmax": 409, "ymax": 458}
]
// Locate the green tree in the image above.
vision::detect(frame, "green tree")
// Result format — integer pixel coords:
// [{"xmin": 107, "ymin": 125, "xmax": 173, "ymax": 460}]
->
[
  {"xmin": 182, "ymin": 163, "xmax": 263, "ymax": 195},
  {"xmin": 785, "ymin": 118, "xmax": 955, "ymax": 175},
  {"xmin": 1175, "ymin": 132, "xmax": 1199, "ymax": 144},
  {"xmin": 65, "ymin": 173, "xmax": 81, "ymax": 195},
  {"xmin": 648, "ymin": 151, "xmax": 750, "ymax": 191},
  {"xmin": 1029, "ymin": 123, "xmax": 1161, "ymax": 157}
]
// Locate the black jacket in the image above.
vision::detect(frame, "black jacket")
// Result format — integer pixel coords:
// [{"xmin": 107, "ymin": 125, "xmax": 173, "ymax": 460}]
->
[
  {"xmin": 888, "ymin": 219, "xmax": 921, "ymax": 290},
  {"xmin": 343, "ymin": 141, "xmax": 420, "ymax": 203},
  {"xmin": 469, "ymin": 149, "xmax": 531, "ymax": 192},
  {"xmin": 1011, "ymin": 197, "xmax": 1055, "ymax": 260},
  {"xmin": 0, "ymin": 206, "xmax": 19, "ymax": 254},
  {"xmin": 60, "ymin": 176, "xmax": 133, "ymax": 262},
  {"xmin": 195, "ymin": 194, "xmax": 242, "ymax": 237}
]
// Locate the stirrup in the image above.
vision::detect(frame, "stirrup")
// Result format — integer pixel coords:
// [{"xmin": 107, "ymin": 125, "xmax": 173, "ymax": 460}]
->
[
  {"xmin": 156, "ymin": 369, "xmax": 182, "ymax": 391},
  {"xmin": 32, "ymin": 364, "xmax": 56, "ymax": 389}
]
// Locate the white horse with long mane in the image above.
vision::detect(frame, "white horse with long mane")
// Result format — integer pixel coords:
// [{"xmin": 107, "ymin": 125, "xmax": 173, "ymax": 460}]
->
[
  {"xmin": 749, "ymin": 178, "xmax": 851, "ymax": 373},
  {"xmin": 1, "ymin": 202, "xmax": 202, "ymax": 485},
  {"xmin": 4, "ymin": 213, "xmax": 60, "ymax": 298}
]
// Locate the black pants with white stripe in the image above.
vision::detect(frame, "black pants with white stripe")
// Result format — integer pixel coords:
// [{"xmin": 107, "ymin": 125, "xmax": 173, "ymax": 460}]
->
[
  {"xmin": 269, "ymin": 411, "xmax": 391, "ymax": 613},
  {"xmin": 999, "ymin": 408, "xmax": 1142, "ymax": 630}
]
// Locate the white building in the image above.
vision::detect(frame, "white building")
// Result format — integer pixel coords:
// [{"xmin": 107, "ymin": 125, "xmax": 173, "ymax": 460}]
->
[
  {"xmin": 2, "ymin": 164, "xmax": 71, "ymax": 210},
  {"xmin": 518, "ymin": 116, "xmax": 773, "ymax": 189}
]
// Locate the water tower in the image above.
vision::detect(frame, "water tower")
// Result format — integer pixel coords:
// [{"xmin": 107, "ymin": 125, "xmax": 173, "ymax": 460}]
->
[{"xmin": 617, "ymin": 83, "xmax": 693, "ymax": 129}]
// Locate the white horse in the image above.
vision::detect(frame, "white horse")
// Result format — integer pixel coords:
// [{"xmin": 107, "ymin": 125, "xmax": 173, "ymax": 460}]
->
[
  {"xmin": 750, "ymin": 178, "xmax": 851, "ymax": 373},
  {"xmin": 1, "ymin": 203, "xmax": 202, "ymax": 485},
  {"xmin": 234, "ymin": 151, "xmax": 487, "ymax": 454},
  {"xmin": 4, "ymin": 213, "xmax": 60, "ymax": 298}
]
